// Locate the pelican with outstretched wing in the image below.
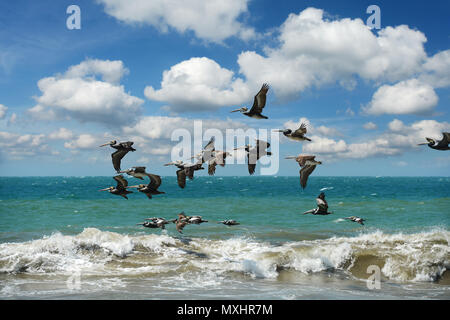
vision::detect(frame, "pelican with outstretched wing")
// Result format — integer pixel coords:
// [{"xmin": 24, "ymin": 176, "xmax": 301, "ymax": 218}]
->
[
  {"xmin": 235, "ymin": 139, "xmax": 272, "ymax": 175},
  {"xmin": 285, "ymin": 154, "xmax": 322, "ymax": 189},
  {"xmin": 99, "ymin": 140, "xmax": 136, "ymax": 173},
  {"xmin": 127, "ymin": 173, "xmax": 165, "ymax": 199},
  {"xmin": 230, "ymin": 83, "xmax": 270, "ymax": 119},
  {"xmin": 119, "ymin": 166, "xmax": 149, "ymax": 180},
  {"xmin": 418, "ymin": 132, "xmax": 450, "ymax": 150},
  {"xmin": 276, "ymin": 123, "xmax": 311, "ymax": 142},
  {"xmin": 99, "ymin": 175, "xmax": 133, "ymax": 199}
]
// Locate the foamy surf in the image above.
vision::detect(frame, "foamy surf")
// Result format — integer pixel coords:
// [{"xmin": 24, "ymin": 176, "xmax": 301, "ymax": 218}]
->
[{"xmin": 0, "ymin": 228, "xmax": 448, "ymax": 285}]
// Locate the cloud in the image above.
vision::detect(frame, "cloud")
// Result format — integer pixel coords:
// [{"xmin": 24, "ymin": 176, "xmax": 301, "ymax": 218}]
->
[
  {"xmin": 363, "ymin": 79, "xmax": 438, "ymax": 115},
  {"xmin": 64, "ymin": 134, "xmax": 102, "ymax": 150},
  {"xmin": 236, "ymin": 8, "xmax": 427, "ymax": 101},
  {"xmin": 144, "ymin": 57, "xmax": 251, "ymax": 113},
  {"xmin": 97, "ymin": 0, "xmax": 255, "ymax": 42},
  {"xmin": 363, "ymin": 122, "xmax": 377, "ymax": 130},
  {"xmin": 28, "ymin": 59, "xmax": 144, "ymax": 126},
  {"xmin": 0, "ymin": 104, "xmax": 7, "ymax": 119},
  {"xmin": 0, "ymin": 131, "xmax": 51, "ymax": 160},
  {"xmin": 48, "ymin": 128, "xmax": 74, "ymax": 140},
  {"xmin": 419, "ymin": 49, "xmax": 450, "ymax": 88}
]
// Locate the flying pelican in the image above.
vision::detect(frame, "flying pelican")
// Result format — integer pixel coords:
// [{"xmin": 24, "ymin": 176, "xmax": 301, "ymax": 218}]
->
[
  {"xmin": 418, "ymin": 132, "xmax": 450, "ymax": 150},
  {"xmin": 99, "ymin": 140, "xmax": 136, "ymax": 173},
  {"xmin": 276, "ymin": 123, "xmax": 311, "ymax": 142},
  {"xmin": 345, "ymin": 216, "xmax": 365, "ymax": 225},
  {"xmin": 218, "ymin": 220, "xmax": 240, "ymax": 226},
  {"xmin": 303, "ymin": 192, "xmax": 332, "ymax": 215},
  {"xmin": 191, "ymin": 136, "xmax": 216, "ymax": 164},
  {"xmin": 166, "ymin": 159, "xmax": 204, "ymax": 188},
  {"xmin": 99, "ymin": 175, "xmax": 133, "ymax": 199},
  {"xmin": 119, "ymin": 166, "xmax": 149, "ymax": 180},
  {"xmin": 127, "ymin": 173, "xmax": 165, "ymax": 199},
  {"xmin": 137, "ymin": 217, "xmax": 174, "ymax": 230},
  {"xmin": 177, "ymin": 212, "xmax": 208, "ymax": 224},
  {"xmin": 235, "ymin": 139, "xmax": 272, "ymax": 175},
  {"xmin": 207, "ymin": 151, "xmax": 232, "ymax": 176},
  {"xmin": 285, "ymin": 154, "xmax": 322, "ymax": 189},
  {"xmin": 230, "ymin": 83, "xmax": 270, "ymax": 119}
]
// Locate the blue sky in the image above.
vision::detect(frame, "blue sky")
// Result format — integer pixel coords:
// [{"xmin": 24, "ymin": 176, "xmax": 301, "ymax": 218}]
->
[{"xmin": 0, "ymin": 0, "xmax": 449, "ymax": 176}]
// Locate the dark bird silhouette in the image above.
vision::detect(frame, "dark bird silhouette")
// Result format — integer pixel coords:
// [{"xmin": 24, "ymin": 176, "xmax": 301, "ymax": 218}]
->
[
  {"xmin": 285, "ymin": 154, "xmax": 322, "ymax": 189},
  {"xmin": 218, "ymin": 220, "xmax": 240, "ymax": 226},
  {"xmin": 230, "ymin": 83, "xmax": 269, "ymax": 119},
  {"xmin": 303, "ymin": 192, "xmax": 332, "ymax": 215},
  {"xmin": 235, "ymin": 139, "xmax": 272, "ymax": 175},
  {"xmin": 345, "ymin": 216, "xmax": 365, "ymax": 225},
  {"xmin": 119, "ymin": 166, "xmax": 149, "ymax": 180},
  {"xmin": 99, "ymin": 175, "xmax": 133, "ymax": 199},
  {"xmin": 137, "ymin": 217, "xmax": 175, "ymax": 230},
  {"xmin": 127, "ymin": 173, "xmax": 165, "ymax": 199},
  {"xmin": 276, "ymin": 122, "xmax": 311, "ymax": 142},
  {"xmin": 99, "ymin": 140, "xmax": 136, "ymax": 173},
  {"xmin": 418, "ymin": 132, "xmax": 450, "ymax": 150},
  {"xmin": 165, "ymin": 160, "xmax": 204, "ymax": 188}
]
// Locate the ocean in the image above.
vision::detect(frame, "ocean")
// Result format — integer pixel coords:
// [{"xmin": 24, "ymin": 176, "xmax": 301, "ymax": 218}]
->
[{"xmin": 0, "ymin": 176, "xmax": 449, "ymax": 300}]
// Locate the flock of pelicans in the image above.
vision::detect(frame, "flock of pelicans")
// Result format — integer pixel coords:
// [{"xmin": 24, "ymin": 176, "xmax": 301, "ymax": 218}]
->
[{"xmin": 97, "ymin": 84, "xmax": 450, "ymax": 233}]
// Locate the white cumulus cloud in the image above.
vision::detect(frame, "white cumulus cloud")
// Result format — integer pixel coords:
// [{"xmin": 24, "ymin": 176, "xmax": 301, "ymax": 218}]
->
[
  {"xmin": 363, "ymin": 79, "xmax": 438, "ymax": 115},
  {"xmin": 97, "ymin": 0, "xmax": 255, "ymax": 42},
  {"xmin": 28, "ymin": 59, "xmax": 144, "ymax": 126}
]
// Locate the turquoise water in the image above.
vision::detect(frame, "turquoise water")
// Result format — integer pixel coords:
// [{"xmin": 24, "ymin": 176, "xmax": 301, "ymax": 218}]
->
[{"xmin": 0, "ymin": 176, "xmax": 449, "ymax": 299}]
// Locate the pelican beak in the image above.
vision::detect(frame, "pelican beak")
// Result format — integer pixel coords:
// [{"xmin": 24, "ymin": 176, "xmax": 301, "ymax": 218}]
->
[
  {"xmin": 275, "ymin": 129, "xmax": 284, "ymax": 132},
  {"xmin": 99, "ymin": 188, "xmax": 110, "ymax": 191},
  {"xmin": 230, "ymin": 108, "xmax": 242, "ymax": 113},
  {"xmin": 127, "ymin": 185, "xmax": 139, "ymax": 189},
  {"xmin": 285, "ymin": 156, "xmax": 297, "ymax": 159},
  {"xmin": 99, "ymin": 143, "xmax": 110, "ymax": 147},
  {"xmin": 417, "ymin": 143, "xmax": 428, "ymax": 145}
]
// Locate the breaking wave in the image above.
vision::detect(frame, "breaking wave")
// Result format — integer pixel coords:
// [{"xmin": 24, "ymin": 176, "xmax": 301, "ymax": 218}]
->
[{"xmin": 0, "ymin": 228, "xmax": 448, "ymax": 283}]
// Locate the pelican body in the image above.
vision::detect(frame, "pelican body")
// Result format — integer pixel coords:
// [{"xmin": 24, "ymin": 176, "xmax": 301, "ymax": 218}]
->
[
  {"xmin": 418, "ymin": 132, "xmax": 450, "ymax": 150},
  {"xmin": 285, "ymin": 154, "xmax": 322, "ymax": 189},
  {"xmin": 99, "ymin": 175, "xmax": 133, "ymax": 199},
  {"xmin": 100, "ymin": 140, "xmax": 136, "ymax": 173},
  {"xmin": 276, "ymin": 123, "xmax": 311, "ymax": 142},
  {"xmin": 230, "ymin": 83, "xmax": 269, "ymax": 119},
  {"xmin": 218, "ymin": 220, "xmax": 240, "ymax": 226},
  {"xmin": 119, "ymin": 166, "xmax": 148, "ymax": 180},
  {"xmin": 236, "ymin": 139, "xmax": 272, "ymax": 175},
  {"xmin": 127, "ymin": 173, "xmax": 165, "ymax": 199},
  {"xmin": 303, "ymin": 192, "xmax": 332, "ymax": 215},
  {"xmin": 345, "ymin": 216, "xmax": 365, "ymax": 225},
  {"xmin": 166, "ymin": 160, "xmax": 204, "ymax": 188}
]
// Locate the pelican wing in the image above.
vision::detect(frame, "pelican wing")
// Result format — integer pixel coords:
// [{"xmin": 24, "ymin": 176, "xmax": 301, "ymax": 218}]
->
[
  {"xmin": 316, "ymin": 198, "xmax": 328, "ymax": 211},
  {"xmin": 297, "ymin": 155, "xmax": 315, "ymax": 167},
  {"xmin": 249, "ymin": 83, "xmax": 269, "ymax": 114},
  {"xmin": 256, "ymin": 139, "xmax": 270, "ymax": 149},
  {"xmin": 248, "ymin": 163, "xmax": 256, "ymax": 175},
  {"xmin": 147, "ymin": 173, "xmax": 162, "ymax": 189},
  {"xmin": 111, "ymin": 149, "xmax": 129, "ymax": 172},
  {"xmin": 119, "ymin": 141, "xmax": 135, "ymax": 149},
  {"xmin": 176, "ymin": 169, "xmax": 186, "ymax": 189},
  {"xmin": 216, "ymin": 151, "xmax": 227, "ymax": 166},
  {"xmin": 176, "ymin": 221, "xmax": 187, "ymax": 233},
  {"xmin": 208, "ymin": 160, "xmax": 217, "ymax": 176},
  {"xmin": 133, "ymin": 166, "xmax": 146, "ymax": 174},
  {"xmin": 437, "ymin": 132, "xmax": 450, "ymax": 148},
  {"xmin": 299, "ymin": 165, "xmax": 316, "ymax": 189},
  {"xmin": 203, "ymin": 137, "xmax": 215, "ymax": 151},
  {"xmin": 113, "ymin": 175, "xmax": 128, "ymax": 190},
  {"xmin": 293, "ymin": 123, "xmax": 307, "ymax": 136}
]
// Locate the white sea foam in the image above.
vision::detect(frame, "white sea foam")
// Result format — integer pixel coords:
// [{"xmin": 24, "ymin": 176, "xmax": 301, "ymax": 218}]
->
[{"xmin": 0, "ymin": 228, "xmax": 448, "ymax": 284}]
